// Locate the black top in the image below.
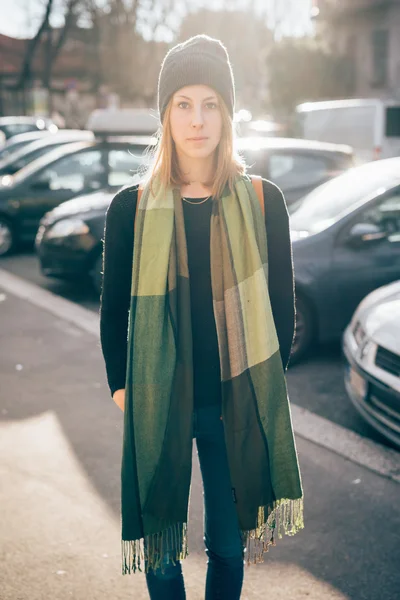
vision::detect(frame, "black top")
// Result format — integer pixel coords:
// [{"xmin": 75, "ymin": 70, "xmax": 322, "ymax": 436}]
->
[{"xmin": 99, "ymin": 179, "xmax": 295, "ymax": 408}]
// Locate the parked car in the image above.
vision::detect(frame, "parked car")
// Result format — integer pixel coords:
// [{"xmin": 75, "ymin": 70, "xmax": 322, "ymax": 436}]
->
[
  {"xmin": 0, "ymin": 116, "xmax": 58, "ymax": 140},
  {"xmin": 0, "ymin": 130, "xmax": 55, "ymax": 162},
  {"xmin": 0, "ymin": 130, "xmax": 95, "ymax": 176},
  {"xmin": 290, "ymin": 157, "xmax": 400, "ymax": 363},
  {"xmin": 342, "ymin": 281, "xmax": 400, "ymax": 449},
  {"xmin": 0, "ymin": 136, "xmax": 153, "ymax": 256},
  {"xmin": 295, "ymin": 98, "xmax": 400, "ymax": 162},
  {"xmin": 35, "ymin": 189, "xmax": 116, "ymax": 292},
  {"xmin": 236, "ymin": 137, "xmax": 354, "ymax": 205}
]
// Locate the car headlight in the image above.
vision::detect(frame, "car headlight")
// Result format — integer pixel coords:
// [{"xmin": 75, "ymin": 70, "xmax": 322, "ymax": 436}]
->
[
  {"xmin": 290, "ymin": 229, "xmax": 309, "ymax": 241},
  {"xmin": 45, "ymin": 218, "xmax": 90, "ymax": 239},
  {"xmin": 352, "ymin": 320, "xmax": 366, "ymax": 346},
  {"xmin": 0, "ymin": 174, "xmax": 13, "ymax": 187}
]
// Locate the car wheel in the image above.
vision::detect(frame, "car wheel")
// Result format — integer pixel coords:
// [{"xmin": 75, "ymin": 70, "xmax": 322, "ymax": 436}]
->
[
  {"xmin": 92, "ymin": 254, "xmax": 103, "ymax": 296},
  {"xmin": 290, "ymin": 294, "xmax": 315, "ymax": 365},
  {"xmin": 0, "ymin": 217, "xmax": 15, "ymax": 257}
]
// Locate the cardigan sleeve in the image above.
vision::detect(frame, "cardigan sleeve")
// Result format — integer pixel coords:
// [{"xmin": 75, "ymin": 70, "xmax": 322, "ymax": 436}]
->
[
  {"xmin": 99, "ymin": 186, "xmax": 138, "ymax": 396},
  {"xmin": 262, "ymin": 179, "xmax": 295, "ymax": 371}
]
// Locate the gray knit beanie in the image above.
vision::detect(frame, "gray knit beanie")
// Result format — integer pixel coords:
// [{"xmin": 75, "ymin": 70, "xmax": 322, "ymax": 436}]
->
[{"xmin": 157, "ymin": 35, "xmax": 235, "ymax": 122}]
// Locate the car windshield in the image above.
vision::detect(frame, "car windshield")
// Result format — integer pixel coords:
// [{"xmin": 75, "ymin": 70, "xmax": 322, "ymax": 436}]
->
[
  {"xmin": 0, "ymin": 139, "xmax": 33, "ymax": 161},
  {"xmin": 0, "ymin": 139, "xmax": 60, "ymax": 169},
  {"xmin": 11, "ymin": 142, "xmax": 89, "ymax": 184},
  {"xmin": 290, "ymin": 158, "xmax": 400, "ymax": 234}
]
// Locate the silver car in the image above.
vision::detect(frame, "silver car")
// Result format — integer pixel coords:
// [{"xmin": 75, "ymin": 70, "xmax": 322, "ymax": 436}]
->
[{"xmin": 342, "ymin": 280, "xmax": 400, "ymax": 448}]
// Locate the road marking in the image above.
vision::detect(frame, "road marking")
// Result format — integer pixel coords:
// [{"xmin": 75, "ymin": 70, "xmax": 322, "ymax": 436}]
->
[
  {"xmin": 291, "ymin": 404, "xmax": 400, "ymax": 483},
  {"xmin": 1, "ymin": 267, "xmax": 400, "ymax": 483}
]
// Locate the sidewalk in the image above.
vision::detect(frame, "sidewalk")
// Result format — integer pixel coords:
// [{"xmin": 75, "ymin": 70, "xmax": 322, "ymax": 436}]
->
[{"xmin": 1, "ymin": 271, "xmax": 400, "ymax": 600}]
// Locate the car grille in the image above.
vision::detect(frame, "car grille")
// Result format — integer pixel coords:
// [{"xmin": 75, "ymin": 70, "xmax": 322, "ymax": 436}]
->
[
  {"xmin": 375, "ymin": 346, "xmax": 400, "ymax": 377},
  {"xmin": 366, "ymin": 383, "xmax": 400, "ymax": 431}
]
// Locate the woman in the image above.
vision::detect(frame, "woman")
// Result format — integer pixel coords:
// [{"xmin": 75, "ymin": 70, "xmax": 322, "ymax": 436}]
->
[{"xmin": 100, "ymin": 35, "xmax": 304, "ymax": 600}]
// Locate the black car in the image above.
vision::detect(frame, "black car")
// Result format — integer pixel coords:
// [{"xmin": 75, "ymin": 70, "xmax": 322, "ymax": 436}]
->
[
  {"xmin": 237, "ymin": 137, "xmax": 354, "ymax": 205},
  {"xmin": 290, "ymin": 157, "xmax": 400, "ymax": 362},
  {"xmin": 0, "ymin": 130, "xmax": 94, "ymax": 176},
  {"xmin": 36, "ymin": 189, "xmax": 116, "ymax": 292},
  {"xmin": 0, "ymin": 136, "xmax": 151, "ymax": 255},
  {"xmin": 0, "ymin": 116, "xmax": 57, "ymax": 140}
]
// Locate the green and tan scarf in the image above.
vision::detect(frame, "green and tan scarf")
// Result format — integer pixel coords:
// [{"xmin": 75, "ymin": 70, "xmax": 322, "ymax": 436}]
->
[{"xmin": 121, "ymin": 173, "xmax": 304, "ymax": 575}]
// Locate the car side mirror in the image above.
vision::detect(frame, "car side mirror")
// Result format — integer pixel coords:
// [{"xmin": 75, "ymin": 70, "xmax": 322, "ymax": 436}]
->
[
  {"xmin": 31, "ymin": 178, "xmax": 51, "ymax": 191},
  {"xmin": 347, "ymin": 223, "xmax": 387, "ymax": 247}
]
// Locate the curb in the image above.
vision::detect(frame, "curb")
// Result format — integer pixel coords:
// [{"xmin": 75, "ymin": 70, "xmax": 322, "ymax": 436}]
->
[{"xmin": 0, "ymin": 268, "xmax": 99, "ymax": 337}]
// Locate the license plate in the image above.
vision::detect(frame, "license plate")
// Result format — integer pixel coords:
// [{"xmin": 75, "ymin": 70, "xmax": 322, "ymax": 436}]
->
[{"xmin": 347, "ymin": 366, "xmax": 367, "ymax": 401}]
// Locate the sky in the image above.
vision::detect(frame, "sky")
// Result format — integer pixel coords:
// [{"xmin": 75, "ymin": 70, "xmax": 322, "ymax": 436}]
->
[{"xmin": 0, "ymin": 0, "xmax": 314, "ymax": 40}]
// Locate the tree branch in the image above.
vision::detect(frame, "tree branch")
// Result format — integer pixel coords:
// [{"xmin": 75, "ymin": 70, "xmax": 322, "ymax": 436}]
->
[{"xmin": 16, "ymin": 0, "xmax": 54, "ymax": 88}]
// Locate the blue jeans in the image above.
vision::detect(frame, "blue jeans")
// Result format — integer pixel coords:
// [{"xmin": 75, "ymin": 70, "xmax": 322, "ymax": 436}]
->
[{"xmin": 145, "ymin": 403, "xmax": 245, "ymax": 599}]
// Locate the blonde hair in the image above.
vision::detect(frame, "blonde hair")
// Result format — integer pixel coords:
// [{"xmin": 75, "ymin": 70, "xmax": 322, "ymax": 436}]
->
[{"xmin": 143, "ymin": 92, "xmax": 246, "ymax": 199}]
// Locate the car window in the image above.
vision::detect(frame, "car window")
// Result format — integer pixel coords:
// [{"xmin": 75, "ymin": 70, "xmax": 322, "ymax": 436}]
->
[
  {"xmin": 35, "ymin": 150, "xmax": 105, "ymax": 192},
  {"xmin": 385, "ymin": 107, "xmax": 400, "ymax": 137},
  {"xmin": 2, "ymin": 124, "xmax": 36, "ymax": 138},
  {"xmin": 0, "ymin": 139, "xmax": 29, "ymax": 161},
  {"xmin": 354, "ymin": 192, "xmax": 400, "ymax": 242},
  {"xmin": 19, "ymin": 141, "xmax": 69, "ymax": 169},
  {"xmin": 5, "ymin": 142, "xmax": 60, "ymax": 171},
  {"xmin": 269, "ymin": 153, "xmax": 329, "ymax": 191},
  {"xmin": 290, "ymin": 158, "xmax": 400, "ymax": 235},
  {"xmin": 108, "ymin": 147, "xmax": 148, "ymax": 187}
]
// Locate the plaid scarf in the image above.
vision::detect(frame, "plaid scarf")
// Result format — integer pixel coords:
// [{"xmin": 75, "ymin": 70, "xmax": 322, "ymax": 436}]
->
[{"xmin": 121, "ymin": 174, "xmax": 304, "ymax": 575}]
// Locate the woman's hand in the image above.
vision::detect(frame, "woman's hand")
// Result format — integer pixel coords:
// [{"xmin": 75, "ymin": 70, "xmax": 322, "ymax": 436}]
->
[{"xmin": 112, "ymin": 388, "xmax": 125, "ymax": 412}]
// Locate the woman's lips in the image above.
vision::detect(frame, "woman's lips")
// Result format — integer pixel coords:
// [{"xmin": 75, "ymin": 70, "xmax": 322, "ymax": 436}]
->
[{"xmin": 187, "ymin": 137, "xmax": 208, "ymax": 141}]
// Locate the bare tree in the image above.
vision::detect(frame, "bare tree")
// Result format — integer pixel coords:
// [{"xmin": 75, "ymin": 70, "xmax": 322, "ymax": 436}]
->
[
  {"xmin": 42, "ymin": 0, "xmax": 82, "ymax": 110},
  {"xmin": 93, "ymin": 0, "xmax": 183, "ymax": 103},
  {"xmin": 14, "ymin": 0, "xmax": 85, "ymax": 113},
  {"xmin": 16, "ymin": 0, "xmax": 55, "ymax": 91}
]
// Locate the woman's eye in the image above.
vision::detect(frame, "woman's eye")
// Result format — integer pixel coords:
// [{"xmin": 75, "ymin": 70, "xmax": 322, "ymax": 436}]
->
[
  {"xmin": 178, "ymin": 102, "xmax": 190, "ymax": 109},
  {"xmin": 206, "ymin": 102, "xmax": 218, "ymax": 110}
]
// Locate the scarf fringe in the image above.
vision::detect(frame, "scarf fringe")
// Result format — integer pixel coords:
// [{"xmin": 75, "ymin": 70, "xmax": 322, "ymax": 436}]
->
[
  {"xmin": 241, "ymin": 497, "xmax": 304, "ymax": 566},
  {"xmin": 121, "ymin": 497, "xmax": 303, "ymax": 574},
  {"xmin": 122, "ymin": 522, "xmax": 189, "ymax": 575}
]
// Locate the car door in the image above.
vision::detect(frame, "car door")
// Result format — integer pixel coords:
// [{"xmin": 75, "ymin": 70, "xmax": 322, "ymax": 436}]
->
[
  {"xmin": 267, "ymin": 151, "xmax": 336, "ymax": 205},
  {"xmin": 16, "ymin": 148, "xmax": 106, "ymax": 240},
  {"xmin": 330, "ymin": 188, "xmax": 400, "ymax": 333}
]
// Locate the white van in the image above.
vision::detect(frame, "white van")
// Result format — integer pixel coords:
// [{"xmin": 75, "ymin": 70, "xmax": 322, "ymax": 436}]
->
[{"xmin": 295, "ymin": 99, "xmax": 400, "ymax": 162}]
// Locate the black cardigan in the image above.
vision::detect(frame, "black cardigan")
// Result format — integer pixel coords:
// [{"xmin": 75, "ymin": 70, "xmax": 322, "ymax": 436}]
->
[{"xmin": 100, "ymin": 179, "xmax": 295, "ymax": 402}]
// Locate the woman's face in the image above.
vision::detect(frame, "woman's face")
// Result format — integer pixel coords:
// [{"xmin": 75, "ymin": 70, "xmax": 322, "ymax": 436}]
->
[{"xmin": 169, "ymin": 85, "xmax": 223, "ymax": 161}]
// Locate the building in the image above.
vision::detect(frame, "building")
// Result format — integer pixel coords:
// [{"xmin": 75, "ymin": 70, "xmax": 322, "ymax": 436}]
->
[
  {"xmin": 314, "ymin": 0, "xmax": 400, "ymax": 99},
  {"xmin": 0, "ymin": 30, "xmax": 98, "ymax": 120}
]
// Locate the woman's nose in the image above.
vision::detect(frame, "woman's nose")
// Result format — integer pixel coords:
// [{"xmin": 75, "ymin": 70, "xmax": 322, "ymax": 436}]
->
[{"xmin": 191, "ymin": 107, "xmax": 204, "ymax": 127}]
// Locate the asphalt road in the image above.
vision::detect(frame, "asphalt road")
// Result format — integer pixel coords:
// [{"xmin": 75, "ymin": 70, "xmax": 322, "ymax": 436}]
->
[
  {"xmin": 2, "ymin": 282, "xmax": 400, "ymax": 600},
  {"xmin": 0, "ymin": 248, "xmax": 396, "ymax": 453}
]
